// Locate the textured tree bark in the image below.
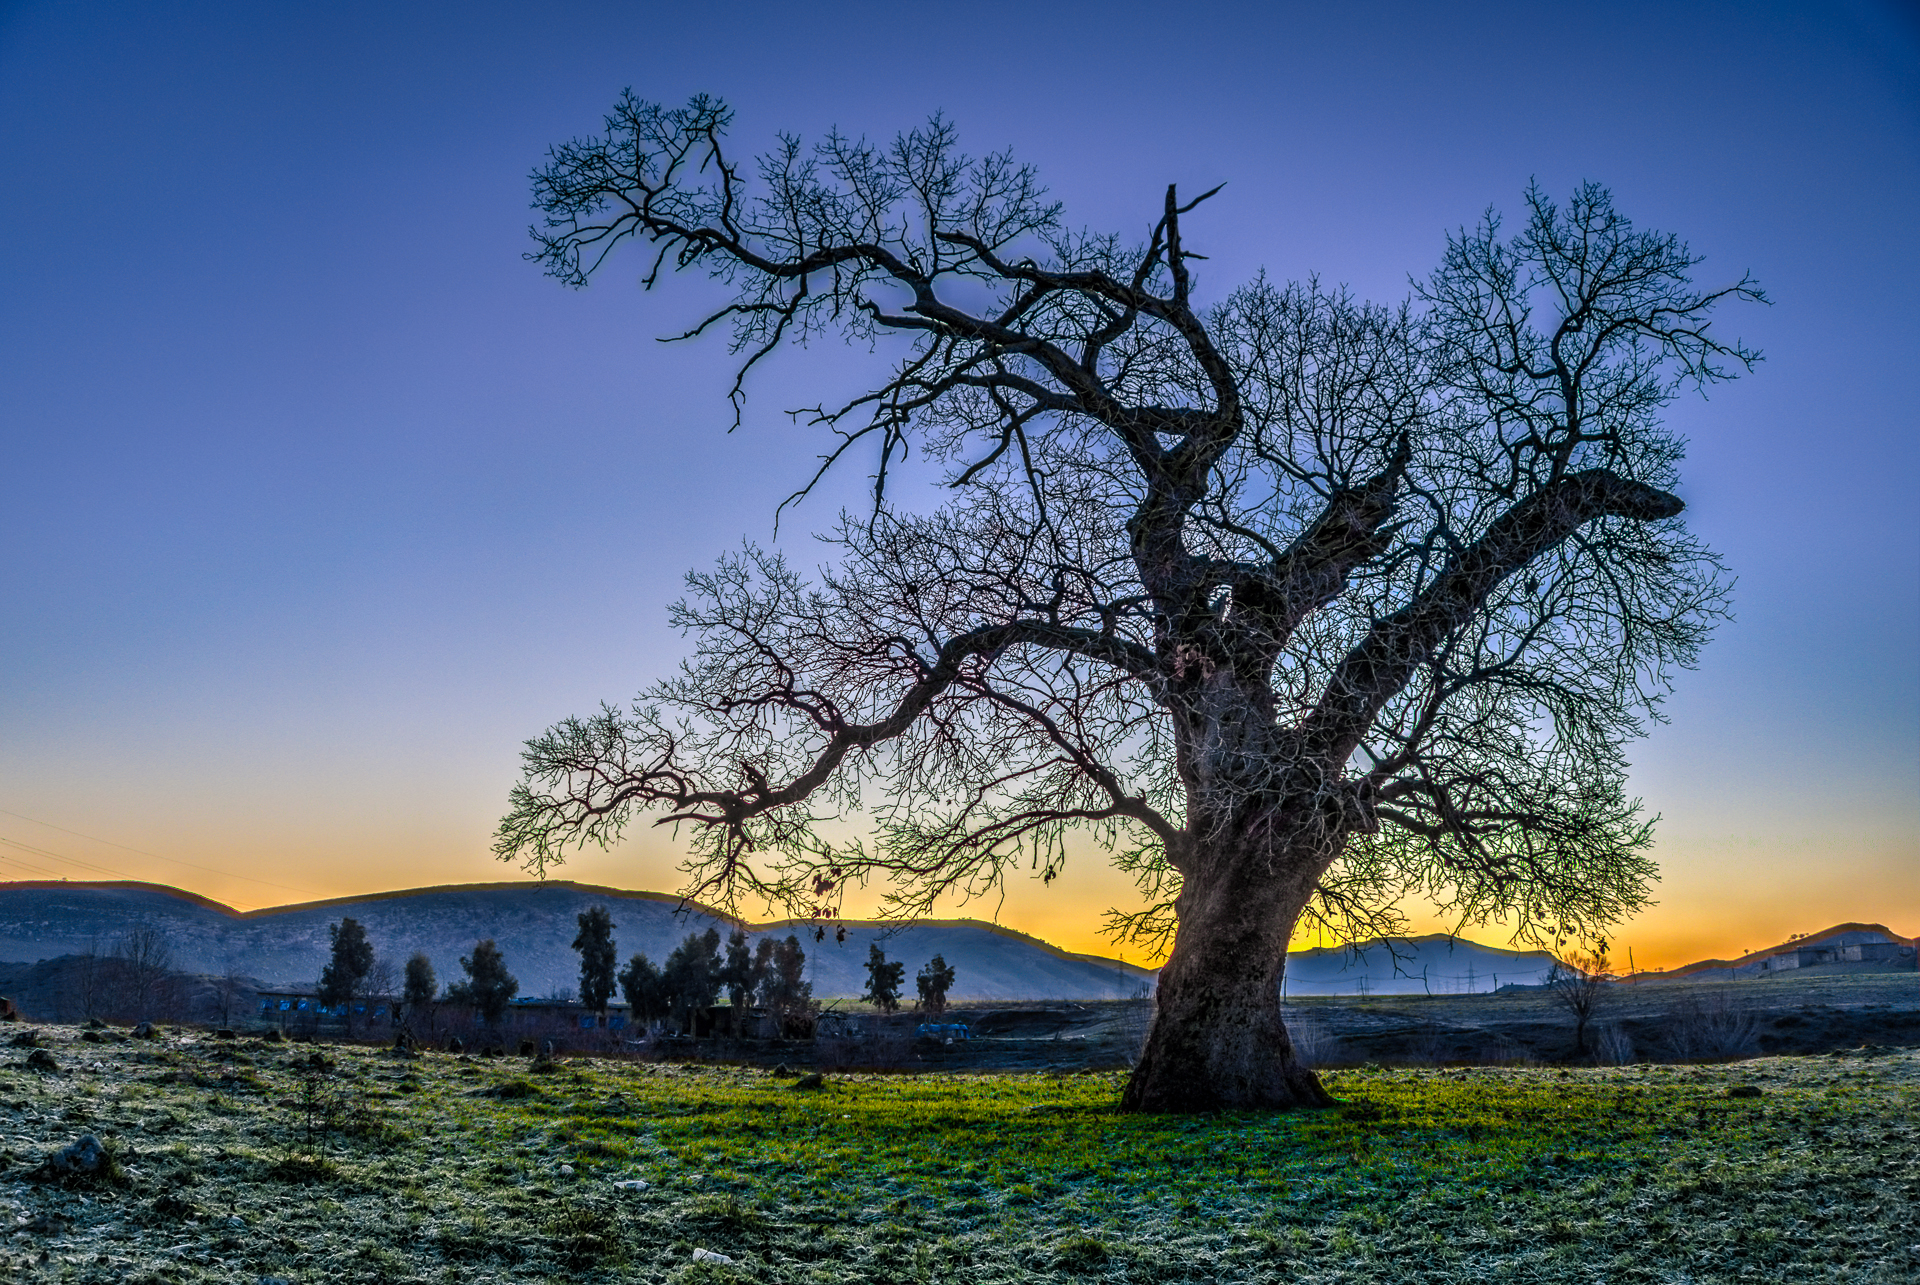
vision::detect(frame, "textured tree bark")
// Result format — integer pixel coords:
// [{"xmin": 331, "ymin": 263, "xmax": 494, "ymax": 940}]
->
[{"xmin": 1121, "ymin": 838, "xmax": 1338, "ymax": 1112}]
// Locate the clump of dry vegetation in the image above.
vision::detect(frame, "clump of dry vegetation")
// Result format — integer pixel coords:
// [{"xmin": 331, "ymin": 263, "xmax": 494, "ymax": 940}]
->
[{"xmin": 0, "ymin": 1024, "xmax": 1913, "ymax": 1283}]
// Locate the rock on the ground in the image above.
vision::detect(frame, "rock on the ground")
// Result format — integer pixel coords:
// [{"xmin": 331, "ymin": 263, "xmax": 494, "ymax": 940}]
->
[
  {"xmin": 25, "ymin": 1047, "xmax": 59, "ymax": 1072},
  {"xmin": 43, "ymin": 1133, "xmax": 110, "ymax": 1177}
]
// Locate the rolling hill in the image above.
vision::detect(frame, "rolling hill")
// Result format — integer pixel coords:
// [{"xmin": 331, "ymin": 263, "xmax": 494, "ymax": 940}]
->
[
  {"xmin": 0, "ymin": 880, "xmax": 1154, "ymax": 1002},
  {"xmin": 3, "ymin": 881, "xmax": 1907, "ymax": 1010}
]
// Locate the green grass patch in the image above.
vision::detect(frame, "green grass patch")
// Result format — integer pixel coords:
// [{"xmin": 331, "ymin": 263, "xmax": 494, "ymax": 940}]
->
[{"xmin": 0, "ymin": 1033, "xmax": 1913, "ymax": 1282}]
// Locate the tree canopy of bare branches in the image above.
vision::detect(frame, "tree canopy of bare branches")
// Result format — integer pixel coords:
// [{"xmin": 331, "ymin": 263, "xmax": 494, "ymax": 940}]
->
[{"xmin": 498, "ymin": 93, "xmax": 1759, "ymax": 1110}]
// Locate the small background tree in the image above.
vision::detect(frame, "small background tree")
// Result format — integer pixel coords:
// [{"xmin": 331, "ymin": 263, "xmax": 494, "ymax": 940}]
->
[
  {"xmin": 720, "ymin": 928, "xmax": 757, "ymax": 1035},
  {"xmin": 114, "ymin": 923, "xmax": 177, "ymax": 1022},
  {"xmin": 1544, "ymin": 948, "xmax": 1614, "ymax": 1059},
  {"xmin": 211, "ymin": 954, "xmax": 248, "ymax": 1029},
  {"xmin": 402, "ymin": 951, "xmax": 437, "ymax": 1035},
  {"xmin": 758, "ymin": 935, "xmax": 815, "ymax": 1037},
  {"xmin": 364, "ymin": 956, "xmax": 399, "ymax": 1032},
  {"xmin": 619, "ymin": 952, "xmax": 667, "ymax": 1028},
  {"xmin": 861, "ymin": 943, "xmax": 905, "ymax": 1014},
  {"xmin": 458, "ymin": 939, "xmax": 519, "ymax": 1030},
  {"xmin": 662, "ymin": 929, "xmax": 722, "ymax": 1033},
  {"xmin": 916, "ymin": 955, "xmax": 955, "ymax": 1018},
  {"xmin": 572, "ymin": 905, "xmax": 618, "ymax": 1018},
  {"xmin": 318, "ymin": 918, "xmax": 375, "ymax": 1037}
]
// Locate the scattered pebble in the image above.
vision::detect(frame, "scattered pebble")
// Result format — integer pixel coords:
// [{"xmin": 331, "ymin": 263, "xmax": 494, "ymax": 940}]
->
[
  {"xmin": 790, "ymin": 1072, "xmax": 824, "ymax": 1090},
  {"xmin": 611, "ymin": 1178, "xmax": 648, "ymax": 1190},
  {"xmin": 41, "ymin": 1133, "xmax": 110, "ymax": 1178},
  {"xmin": 693, "ymin": 1247, "xmax": 736, "ymax": 1264}
]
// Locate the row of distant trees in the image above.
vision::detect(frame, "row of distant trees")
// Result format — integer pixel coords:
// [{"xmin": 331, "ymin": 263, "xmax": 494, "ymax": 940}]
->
[
  {"xmin": 52, "ymin": 926, "xmax": 188, "ymax": 1024},
  {"xmin": 47, "ymin": 907, "xmax": 960, "ymax": 1036},
  {"xmin": 858, "ymin": 943, "xmax": 955, "ymax": 1018},
  {"xmin": 599, "ymin": 920, "xmax": 816, "ymax": 1037},
  {"xmin": 315, "ymin": 918, "xmax": 519, "ymax": 1035},
  {"xmin": 309, "ymin": 907, "xmax": 959, "ymax": 1040}
]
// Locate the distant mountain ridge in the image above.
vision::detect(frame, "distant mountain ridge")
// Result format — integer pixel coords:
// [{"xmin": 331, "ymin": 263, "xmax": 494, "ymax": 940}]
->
[
  {"xmin": 2, "ymin": 881, "xmax": 1907, "ymax": 1003},
  {"xmin": 0, "ymin": 880, "xmax": 1155, "ymax": 1002},
  {"xmin": 1622, "ymin": 922, "xmax": 1917, "ymax": 983},
  {"xmin": 1282, "ymin": 934, "xmax": 1561, "ymax": 995}
]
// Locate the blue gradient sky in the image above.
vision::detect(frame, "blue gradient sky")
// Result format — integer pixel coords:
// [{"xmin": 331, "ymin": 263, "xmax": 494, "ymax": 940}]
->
[{"xmin": 2, "ymin": 1, "xmax": 1915, "ymax": 966}]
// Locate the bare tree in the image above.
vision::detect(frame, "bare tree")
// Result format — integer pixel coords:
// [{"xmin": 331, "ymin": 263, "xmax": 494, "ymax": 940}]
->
[
  {"xmin": 72, "ymin": 933, "xmax": 110, "ymax": 1023},
  {"xmin": 498, "ymin": 95, "xmax": 1759, "ymax": 1110},
  {"xmin": 364, "ymin": 957, "xmax": 399, "ymax": 1034},
  {"xmin": 212, "ymin": 954, "xmax": 250, "ymax": 1030},
  {"xmin": 1544, "ymin": 949, "xmax": 1615, "ymax": 1058},
  {"xmin": 115, "ymin": 924, "xmax": 176, "ymax": 1022}
]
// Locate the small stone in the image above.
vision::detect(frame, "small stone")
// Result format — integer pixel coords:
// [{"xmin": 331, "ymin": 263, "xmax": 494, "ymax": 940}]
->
[
  {"xmin": 227, "ymin": 1215, "xmax": 247, "ymax": 1228},
  {"xmin": 25, "ymin": 1048, "xmax": 59, "ymax": 1073},
  {"xmin": 131, "ymin": 1021, "xmax": 156, "ymax": 1039},
  {"xmin": 790, "ymin": 1072, "xmax": 825, "ymax": 1090},
  {"xmin": 611, "ymin": 1178, "xmax": 648, "ymax": 1190},
  {"xmin": 261, "ymin": 1029, "xmax": 284, "ymax": 1043},
  {"xmin": 771, "ymin": 1063, "xmax": 792, "ymax": 1077},
  {"xmin": 7, "ymin": 1028, "xmax": 42, "ymax": 1048},
  {"xmin": 558, "ymin": 1163, "xmax": 575, "ymax": 1177},
  {"xmin": 692, "ymin": 1247, "xmax": 736, "ymax": 1265},
  {"xmin": 44, "ymin": 1133, "xmax": 109, "ymax": 1177},
  {"xmin": 85, "ymin": 1017, "xmax": 106, "ymax": 1030},
  {"xmin": 1727, "ymin": 1084, "xmax": 1763, "ymax": 1099},
  {"xmin": 214, "ymin": 1028, "xmax": 237, "ymax": 1041},
  {"xmin": 80, "ymin": 1030, "xmax": 104, "ymax": 1044}
]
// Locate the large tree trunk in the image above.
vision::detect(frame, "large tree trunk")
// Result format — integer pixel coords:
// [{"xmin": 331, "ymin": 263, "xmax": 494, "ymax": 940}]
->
[{"xmin": 1121, "ymin": 837, "xmax": 1337, "ymax": 1113}]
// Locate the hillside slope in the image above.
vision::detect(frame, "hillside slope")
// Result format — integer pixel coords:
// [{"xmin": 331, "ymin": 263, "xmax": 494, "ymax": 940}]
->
[{"xmin": 0, "ymin": 881, "xmax": 1154, "ymax": 1002}]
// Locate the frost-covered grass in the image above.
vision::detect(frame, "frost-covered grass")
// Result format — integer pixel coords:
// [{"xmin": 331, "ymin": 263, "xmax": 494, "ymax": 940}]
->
[{"xmin": 1, "ymin": 1029, "xmax": 1915, "ymax": 1283}]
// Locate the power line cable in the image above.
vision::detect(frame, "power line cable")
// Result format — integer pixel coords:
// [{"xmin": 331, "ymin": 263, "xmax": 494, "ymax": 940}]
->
[
  {"xmin": 0, "ymin": 809, "xmax": 321, "ymax": 897},
  {"xmin": 0, "ymin": 833, "xmax": 173, "ymax": 883}
]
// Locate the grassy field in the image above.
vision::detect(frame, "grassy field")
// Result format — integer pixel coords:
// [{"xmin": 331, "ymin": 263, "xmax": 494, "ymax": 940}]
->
[{"xmin": 1, "ymin": 1028, "xmax": 1915, "ymax": 1284}]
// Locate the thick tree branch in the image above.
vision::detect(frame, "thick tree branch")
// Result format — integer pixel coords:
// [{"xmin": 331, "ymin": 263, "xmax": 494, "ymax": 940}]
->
[{"xmin": 1303, "ymin": 468, "xmax": 1682, "ymax": 759}]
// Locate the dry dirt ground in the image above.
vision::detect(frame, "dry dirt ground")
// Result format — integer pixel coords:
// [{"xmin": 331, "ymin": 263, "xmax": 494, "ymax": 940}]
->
[{"xmin": 0, "ymin": 1020, "xmax": 1915, "ymax": 1284}]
